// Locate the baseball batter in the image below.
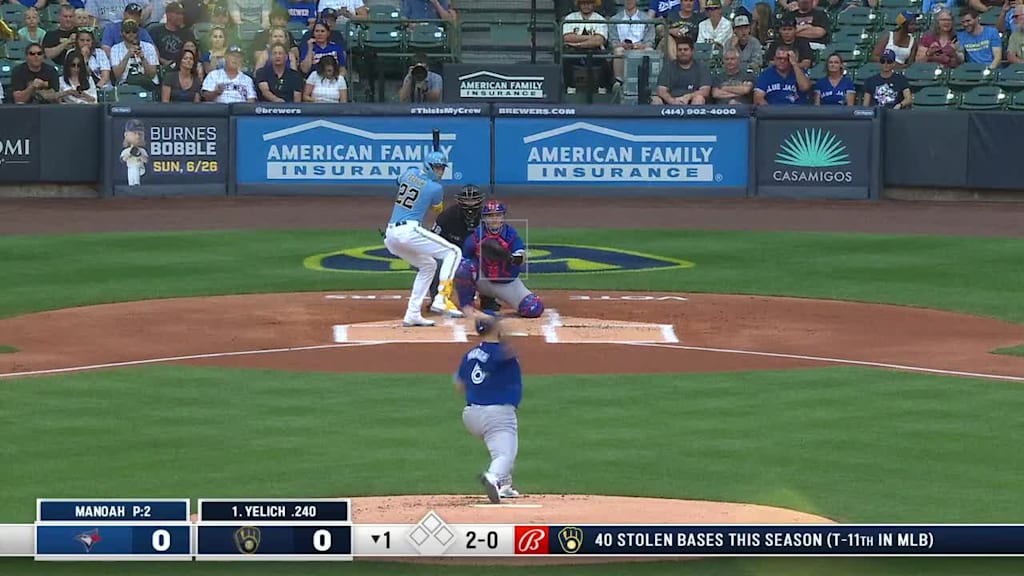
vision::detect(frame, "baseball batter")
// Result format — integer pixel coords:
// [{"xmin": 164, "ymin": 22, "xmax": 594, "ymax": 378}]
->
[
  {"xmin": 455, "ymin": 200, "xmax": 544, "ymax": 318},
  {"xmin": 428, "ymin": 185, "xmax": 500, "ymax": 314},
  {"xmin": 383, "ymin": 151, "xmax": 462, "ymax": 327},
  {"xmin": 455, "ymin": 309, "xmax": 523, "ymax": 502}
]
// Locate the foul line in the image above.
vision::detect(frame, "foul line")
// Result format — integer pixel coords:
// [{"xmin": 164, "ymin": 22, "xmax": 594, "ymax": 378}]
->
[
  {"xmin": 623, "ymin": 342, "xmax": 1024, "ymax": 383},
  {"xmin": 542, "ymin": 308, "xmax": 561, "ymax": 344},
  {"xmin": 0, "ymin": 342, "xmax": 383, "ymax": 380}
]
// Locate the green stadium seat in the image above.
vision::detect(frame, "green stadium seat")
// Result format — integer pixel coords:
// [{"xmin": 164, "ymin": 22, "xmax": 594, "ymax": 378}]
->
[
  {"xmin": 0, "ymin": 59, "xmax": 13, "ymax": 82},
  {"xmin": 911, "ymin": 85, "xmax": 955, "ymax": 107},
  {"xmin": 193, "ymin": 22, "xmax": 213, "ymax": 40},
  {"xmin": 489, "ymin": 23, "xmax": 531, "ymax": 47},
  {"xmin": 805, "ymin": 61, "xmax": 828, "ymax": 80},
  {"xmin": 877, "ymin": 0, "xmax": 917, "ymax": 8},
  {"xmin": 904, "ymin": 62, "xmax": 945, "ymax": 88},
  {"xmin": 836, "ymin": 7, "xmax": 878, "ymax": 31},
  {"xmin": 995, "ymin": 63, "xmax": 1024, "ymax": 92},
  {"xmin": 948, "ymin": 63, "xmax": 994, "ymax": 89},
  {"xmin": 116, "ymin": 84, "xmax": 153, "ymax": 103},
  {"xmin": 238, "ymin": 23, "xmax": 262, "ymax": 42},
  {"xmin": 42, "ymin": 3, "xmax": 62, "ymax": 25},
  {"xmin": 823, "ymin": 42, "xmax": 864, "ymax": 67},
  {"xmin": 362, "ymin": 24, "xmax": 402, "ymax": 51},
  {"xmin": 831, "ymin": 26, "xmax": 871, "ymax": 47},
  {"xmin": 344, "ymin": 20, "xmax": 364, "ymax": 50},
  {"xmin": 879, "ymin": 7, "xmax": 913, "ymax": 30},
  {"xmin": 407, "ymin": 24, "xmax": 446, "ymax": 51},
  {"xmin": 367, "ymin": 4, "xmax": 400, "ymax": 21},
  {"xmin": 1, "ymin": 4, "xmax": 26, "ymax": 28},
  {"xmin": 978, "ymin": 9, "xmax": 1001, "ymax": 27},
  {"xmin": 853, "ymin": 62, "xmax": 883, "ymax": 89},
  {"xmin": 4, "ymin": 40, "xmax": 27, "ymax": 61},
  {"xmin": 1007, "ymin": 90, "xmax": 1024, "ymax": 111},
  {"xmin": 956, "ymin": 85, "xmax": 1006, "ymax": 110}
]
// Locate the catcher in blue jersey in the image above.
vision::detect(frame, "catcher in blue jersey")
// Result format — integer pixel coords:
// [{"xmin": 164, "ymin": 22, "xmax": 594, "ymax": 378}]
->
[{"xmin": 454, "ymin": 200, "xmax": 545, "ymax": 318}]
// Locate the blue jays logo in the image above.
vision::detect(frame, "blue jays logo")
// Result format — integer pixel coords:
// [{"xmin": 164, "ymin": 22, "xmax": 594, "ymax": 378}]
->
[
  {"xmin": 74, "ymin": 529, "xmax": 101, "ymax": 552},
  {"xmin": 305, "ymin": 244, "xmax": 694, "ymax": 274}
]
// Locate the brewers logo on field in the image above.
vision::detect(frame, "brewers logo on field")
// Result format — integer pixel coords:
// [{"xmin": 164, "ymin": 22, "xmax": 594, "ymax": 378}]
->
[{"xmin": 304, "ymin": 244, "xmax": 694, "ymax": 274}]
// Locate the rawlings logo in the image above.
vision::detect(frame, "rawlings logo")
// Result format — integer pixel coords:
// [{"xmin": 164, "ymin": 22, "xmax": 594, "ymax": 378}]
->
[{"xmin": 515, "ymin": 526, "xmax": 549, "ymax": 554}]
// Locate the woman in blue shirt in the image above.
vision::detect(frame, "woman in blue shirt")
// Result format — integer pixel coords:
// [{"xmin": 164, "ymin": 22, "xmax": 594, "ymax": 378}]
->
[{"xmin": 813, "ymin": 52, "xmax": 855, "ymax": 106}]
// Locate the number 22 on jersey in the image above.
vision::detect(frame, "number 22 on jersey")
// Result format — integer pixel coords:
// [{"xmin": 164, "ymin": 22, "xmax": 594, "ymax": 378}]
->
[{"xmin": 395, "ymin": 183, "xmax": 420, "ymax": 209}]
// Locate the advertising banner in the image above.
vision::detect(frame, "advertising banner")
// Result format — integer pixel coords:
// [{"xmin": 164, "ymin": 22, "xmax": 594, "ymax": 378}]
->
[
  {"xmin": 234, "ymin": 114, "xmax": 492, "ymax": 195},
  {"xmin": 106, "ymin": 105, "xmax": 230, "ymax": 197},
  {"xmin": 755, "ymin": 108, "xmax": 877, "ymax": 199},
  {"xmin": 443, "ymin": 64, "xmax": 561, "ymax": 103},
  {"xmin": 0, "ymin": 107, "xmax": 41, "ymax": 182},
  {"xmin": 493, "ymin": 110, "xmax": 749, "ymax": 195}
]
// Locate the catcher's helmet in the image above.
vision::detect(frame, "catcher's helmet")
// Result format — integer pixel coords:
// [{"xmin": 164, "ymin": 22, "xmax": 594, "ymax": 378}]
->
[
  {"xmin": 456, "ymin": 184, "xmax": 484, "ymax": 207},
  {"xmin": 422, "ymin": 151, "xmax": 448, "ymax": 182}
]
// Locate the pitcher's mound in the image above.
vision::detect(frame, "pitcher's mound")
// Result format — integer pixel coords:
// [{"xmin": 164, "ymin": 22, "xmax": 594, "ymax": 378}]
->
[{"xmin": 352, "ymin": 494, "xmax": 835, "ymax": 565}]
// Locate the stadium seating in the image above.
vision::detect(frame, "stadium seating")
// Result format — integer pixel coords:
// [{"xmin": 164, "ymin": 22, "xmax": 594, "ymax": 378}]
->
[
  {"xmin": 904, "ymin": 62, "xmax": 946, "ymax": 89},
  {"xmin": 1008, "ymin": 90, "xmax": 1024, "ymax": 111},
  {"xmin": 957, "ymin": 86, "xmax": 1006, "ymax": 110},
  {"xmin": 995, "ymin": 64, "xmax": 1024, "ymax": 92},
  {"xmin": 854, "ymin": 62, "xmax": 883, "ymax": 90},
  {"xmin": 948, "ymin": 63, "xmax": 994, "ymax": 90},
  {"xmin": 4, "ymin": 40, "xmax": 27, "ymax": 61},
  {"xmin": 911, "ymin": 85, "xmax": 956, "ymax": 108},
  {"xmin": 115, "ymin": 84, "xmax": 154, "ymax": 103},
  {"xmin": 1, "ymin": 4, "xmax": 26, "ymax": 28}
]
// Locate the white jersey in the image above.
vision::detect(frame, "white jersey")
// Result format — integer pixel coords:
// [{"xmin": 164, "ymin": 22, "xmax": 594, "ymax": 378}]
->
[{"xmin": 201, "ymin": 68, "xmax": 257, "ymax": 103}]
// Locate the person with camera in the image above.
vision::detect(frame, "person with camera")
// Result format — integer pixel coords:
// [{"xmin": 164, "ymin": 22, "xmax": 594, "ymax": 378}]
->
[
  {"xmin": 110, "ymin": 19, "xmax": 160, "ymax": 91},
  {"xmin": 399, "ymin": 51, "xmax": 442, "ymax": 102}
]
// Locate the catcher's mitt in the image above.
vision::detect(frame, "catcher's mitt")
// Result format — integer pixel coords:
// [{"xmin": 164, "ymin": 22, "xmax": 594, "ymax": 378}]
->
[{"xmin": 481, "ymin": 238, "xmax": 512, "ymax": 263}]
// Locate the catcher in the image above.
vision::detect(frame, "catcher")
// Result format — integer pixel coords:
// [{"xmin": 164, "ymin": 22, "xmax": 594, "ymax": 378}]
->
[
  {"xmin": 428, "ymin": 185, "xmax": 500, "ymax": 314},
  {"xmin": 454, "ymin": 200, "xmax": 544, "ymax": 318}
]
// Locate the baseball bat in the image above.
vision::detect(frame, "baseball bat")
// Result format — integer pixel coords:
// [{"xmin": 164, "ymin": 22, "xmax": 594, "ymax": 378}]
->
[{"xmin": 432, "ymin": 128, "xmax": 440, "ymax": 152}]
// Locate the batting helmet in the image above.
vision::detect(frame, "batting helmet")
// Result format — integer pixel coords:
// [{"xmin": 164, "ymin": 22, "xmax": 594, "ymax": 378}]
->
[{"xmin": 422, "ymin": 151, "xmax": 448, "ymax": 182}]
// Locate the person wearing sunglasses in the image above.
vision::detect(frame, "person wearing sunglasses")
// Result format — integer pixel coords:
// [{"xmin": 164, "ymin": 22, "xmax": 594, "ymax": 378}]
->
[
  {"xmin": 11, "ymin": 42, "xmax": 61, "ymax": 103},
  {"xmin": 58, "ymin": 51, "xmax": 98, "ymax": 104}
]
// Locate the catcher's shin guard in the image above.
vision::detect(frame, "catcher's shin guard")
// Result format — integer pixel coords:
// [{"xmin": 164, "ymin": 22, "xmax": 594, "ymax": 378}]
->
[{"xmin": 454, "ymin": 258, "xmax": 478, "ymax": 308}]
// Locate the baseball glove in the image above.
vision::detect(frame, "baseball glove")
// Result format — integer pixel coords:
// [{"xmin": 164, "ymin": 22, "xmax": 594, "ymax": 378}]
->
[{"xmin": 481, "ymin": 238, "xmax": 512, "ymax": 263}]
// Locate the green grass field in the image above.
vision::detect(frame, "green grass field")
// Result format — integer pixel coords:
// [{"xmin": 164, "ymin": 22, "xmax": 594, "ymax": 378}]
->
[{"xmin": 1, "ymin": 228, "xmax": 1023, "ymax": 575}]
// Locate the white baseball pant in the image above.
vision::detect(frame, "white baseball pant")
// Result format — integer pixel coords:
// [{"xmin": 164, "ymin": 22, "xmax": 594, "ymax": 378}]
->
[
  {"xmin": 384, "ymin": 221, "xmax": 461, "ymax": 322},
  {"xmin": 463, "ymin": 404, "xmax": 518, "ymax": 487}
]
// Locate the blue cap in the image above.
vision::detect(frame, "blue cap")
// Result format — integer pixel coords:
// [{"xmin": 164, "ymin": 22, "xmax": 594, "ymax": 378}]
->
[
  {"xmin": 475, "ymin": 315, "xmax": 497, "ymax": 336},
  {"xmin": 880, "ymin": 49, "xmax": 897, "ymax": 63}
]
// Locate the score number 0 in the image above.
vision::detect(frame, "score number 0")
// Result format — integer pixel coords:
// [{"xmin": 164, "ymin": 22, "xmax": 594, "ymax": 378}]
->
[
  {"xmin": 152, "ymin": 529, "xmax": 172, "ymax": 552},
  {"xmin": 312, "ymin": 529, "xmax": 333, "ymax": 552}
]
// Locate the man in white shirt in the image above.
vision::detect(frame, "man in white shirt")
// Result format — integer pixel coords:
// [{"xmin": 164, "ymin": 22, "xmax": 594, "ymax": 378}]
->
[
  {"xmin": 562, "ymin": 0, "xmax": 610, "ymax": 92},
  {"xmin": 609, "ymin": 0, "xmax": 656, "ymax": 84},
  {"xmin": 202, "ymin": 45, "xmax": 257, "ymax": 103},
  {"xmin": 109, "ymin": 19, "xmax": 160, "ymax": 89},
  {"xmin": 317, "ymin": 0, "xmax": 369, "ymax": 25},
  {"xmin": 696, "ymin": 0, "xmax": 732, "ymax": 48}
]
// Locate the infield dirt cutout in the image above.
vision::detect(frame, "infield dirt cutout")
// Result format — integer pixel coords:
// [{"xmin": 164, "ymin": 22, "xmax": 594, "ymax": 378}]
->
[{"xmin": 5, "ymin": 289, "xmax": 1024, "ymax": 563}]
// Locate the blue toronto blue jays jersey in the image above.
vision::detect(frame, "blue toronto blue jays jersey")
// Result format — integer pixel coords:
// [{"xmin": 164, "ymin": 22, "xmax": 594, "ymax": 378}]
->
[
  {"xmin": 463, "ymin": 224, "xmax": 525, "ymax": 283},
  {"xmin": 458, "ymin": 342, "xmax": 522, "ymax": 407},
  {"xmin": 389, "ymin": 168, "xmax": 444, "ymax": 224}
]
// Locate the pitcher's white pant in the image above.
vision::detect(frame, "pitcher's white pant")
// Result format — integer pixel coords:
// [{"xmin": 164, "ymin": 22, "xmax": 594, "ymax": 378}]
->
[
  {"xmin": 383, "ymin": 221, "xmax": 461, "ymax": 321},
  {"xmin": 463, "ymin": 404, "xmax": 518, "ymax": 486}
]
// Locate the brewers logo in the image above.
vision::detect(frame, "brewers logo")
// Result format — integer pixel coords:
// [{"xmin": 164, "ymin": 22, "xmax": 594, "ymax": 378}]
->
[
  {"xmin": 557, "ymin": 527, "xmax": 583, "ymax": 554},
  {"xmin": 234, "ymin": 526, "xmax": 262, "ymax": 554}
]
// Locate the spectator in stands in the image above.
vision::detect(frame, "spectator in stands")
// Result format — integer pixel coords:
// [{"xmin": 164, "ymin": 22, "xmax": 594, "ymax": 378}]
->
[
  {"xmin": 400, "ymin": 0, "xmax": 454, "ymax": 24},
  {"xmin": 301, "ymin": 8, "xmax": 346, "ymax": 45},
  {"xmin": 318, "ymin": 0, "xmax": 368, "ymax": 25},
  {"xmin": 646, "ymin": 0, "xmax": 679, "ymax": 52},
  {"xmin": 663, "ymin": 0, "xmax": 703, "ymax": 61},
  {"xmin": 863, "ymin": 49, "xmax": 911, "ymax": 108},
  {"xmin": 17, "ymin": 8, "xmax": 46, "ymax": 44},
  {"xmin": 609, "ymin": 0, "xmax": 656, "ymax": 85},
  {"xmin": 284, "ymin": 0, "xmax": 317, "ymax": 26},
  {"xmin": 1009, "ymin": 4, "xmax": 1024, "ymax": 64},
  {"xmin": 11, "ymin": 42, "xmax": 61, "ymax": 103},
  {"xmin": 255, "ymin": 41, "xmax": 304, "ymax": 101},
  {"xmin": 42, "ymin": 5, "xmax": 78, "ymax": 63},
  {"xmin": 399, "ymin": 50, "xmax": 442, "ymax": 102},
  {"xmin": 765, "ymin": 14, "xmax": 813, "ymax": 69},
  {"xmin": 730, "ymin": 13, "xmax": 763, "ymax": 72},
  {"xmin": 562, "ymin": 0, "xmax": 610, "ymax": 90},
  {"xmin": 967, "ymin": 0, "xmax": 1003, "ymax": 14},
  {"xmin": 57, "ymin": 50, "xmax": 98, "ymax": 103},
  {"xmin": 871, "ymin": 11, "xmax": 918, "ymax": 69},
  {"xmin": 697, "ymin": 0, "xmax": 732, "ymax": 48},
  {"xmin": 255, "ymin": 27, "xmax": 299, "ymax": 69},
  {"xmin": 753, "ymin": 46, "xmax": 811, "ymax": 105},
  {"xmin": 75, "ymin": 27, "xmax": 112, "ymax": 87},
  {"xmin": 178, "ymin": 0, "xmax": 210, "ymax": 27},
  {"xmin": 253, "ymin": 7, "xmax": 298, "ymax": 51},
  {"xmin": 751, "ymin": 3, "xmax": 775, "ymax": 46},
  {"xmin": 653, "ymin": 36, "xmax": 710, "ymax": 104},
  {"xmin": 813, "ymin": 52, "xmax": 855, "ymax": 105},
  {"xmin": 101, "ymin": 4, "xmax": 154, "ymax": 56},
  {"xmin": 916, "ymin": 9, "xmax": 962, "ymax": 67},
  {"xmin": 74, "ymin": 8, "xmax": 94, "ymax": 28},
  {"xmin": 230, "ymin": 0, "xmax": 271, "ymax": 27},
  {"xmin": 303, "ymin": 53, "xmax": 346, "ymax": 101},
  {"xmin": 997, "ymin": 0, "xmax": 1020, "ymax": 35},
  {"xmin": 300, "ymin": 19, "xmax": 345, "ymax": 75},
  {"xmin": 711, "ymin": 47, "xmax": 754, "ymax": 103},
  {"xmin": 957, "ymin": 8, "xmax": 1002, "ymax": 69},
  {"xmin": 90, "ymin": 0, "xmax": 152, "ymax": 30},
  {"xmin": 161, "ymin": 47, "xmax": 201, "ymax": 101},
  {"xmin": 180, "ymin": 39, "xmax": 205, "ymax": 81},
  {"xmin": 150, "ymin": 2, "xmax": 196, "ymax": 67},
  {"xmin": 201, "ymin": 25, "xmax": 229, "ymax": 71},
  {"xmin": 202, "ymin": 45, "xmax": 256, "ymax": 101},
  {"xmin": 110, "ymin": 19, "xmax": 159, "ymax": 90},
  {"xmin": 792, "ymin": 0, "xmax": 830, "ymax": 50}
]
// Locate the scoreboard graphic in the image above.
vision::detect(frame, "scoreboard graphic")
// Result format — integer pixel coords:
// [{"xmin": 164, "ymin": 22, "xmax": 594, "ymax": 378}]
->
[{"xmin": 1, "ymin": 499, "xmax": 1024, "ymax": 560}]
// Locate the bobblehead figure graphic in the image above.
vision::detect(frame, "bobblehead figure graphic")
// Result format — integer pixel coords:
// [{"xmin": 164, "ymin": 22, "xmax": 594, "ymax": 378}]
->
[
  {"xmin": 455, "ymin": 309, "xmax": 524, "ymax": 503},
  {"xmin": 120, "ymin": 119, "xmax": 149, "ymax": 186}
]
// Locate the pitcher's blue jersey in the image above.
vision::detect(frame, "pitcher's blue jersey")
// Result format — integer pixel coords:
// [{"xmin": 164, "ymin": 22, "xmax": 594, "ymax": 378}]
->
[
  {"xmin": 463, "ymin": 224, "xmax": 525, "ymax": 283},
  {"xmin": 389, "ymin": 168, "xmax": 444, "ymax": 224},
  {"xmin": 458, "ymin": 341, "xmax": 522, "ymax": 407}
]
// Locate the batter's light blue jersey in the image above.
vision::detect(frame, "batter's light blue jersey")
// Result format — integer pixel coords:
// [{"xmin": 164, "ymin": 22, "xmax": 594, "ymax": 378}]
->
[
  {"xmin": 389, "ymin": 168, "xmax": 444, "ymax": 224},
  {"xmin": 458, "ymin": 342, "xmax": 522, "ymax": 407}
]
